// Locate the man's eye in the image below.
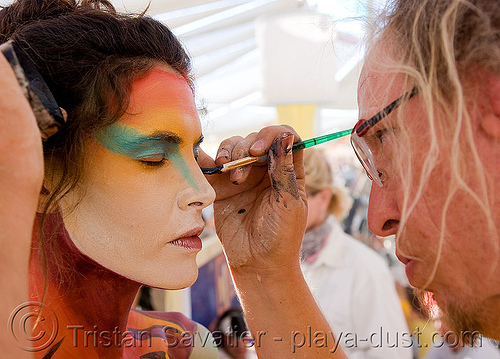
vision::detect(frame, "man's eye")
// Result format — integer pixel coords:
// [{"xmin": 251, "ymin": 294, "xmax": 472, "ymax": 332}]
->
[
  {"xmin": 375, "ymin": 129, "xmax": 388, "ymax": 144},
  {"xmin": 194, "ymin": 146, "xmax": 200, "ymax": 160},
  {"xmin": 138, "ymin": 154, "xmax": 167, "ymax": 167}
]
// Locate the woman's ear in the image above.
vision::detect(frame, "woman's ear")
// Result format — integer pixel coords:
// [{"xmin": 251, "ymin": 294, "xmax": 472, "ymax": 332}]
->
[{"xmin": 480, "ymin": 72, "xmax": 500, "ymax": 139}]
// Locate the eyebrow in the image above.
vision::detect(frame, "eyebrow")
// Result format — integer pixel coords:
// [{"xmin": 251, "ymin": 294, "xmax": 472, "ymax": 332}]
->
[
  {"xmin": 146, "ymin": 131, "xmax": 204, "ymax": 148},
  {"xmin": 147, "ymin": 131, "xmax": 182, "ymax": 144}
]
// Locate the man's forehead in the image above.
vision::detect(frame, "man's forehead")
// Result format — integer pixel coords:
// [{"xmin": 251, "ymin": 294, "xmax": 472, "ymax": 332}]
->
[
  {"xmin": 358, "ymin": 71, "xmax": 391, "ymax": 119},
  {"xmin": 359, "ymin": 46, "xmax": 395, "ymax": 94},
  {"xmin": 358, "ymin": 46, "xmax": 407, "ymax": 118}
]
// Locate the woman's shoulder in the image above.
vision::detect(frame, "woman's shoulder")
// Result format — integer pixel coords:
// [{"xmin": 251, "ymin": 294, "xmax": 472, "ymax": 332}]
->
[
  {"xmin": 127, "ymin": 309, "xmax": 219, "ymax": 359},
  {"xmin": 128, "ymin": 308, "xmax": 197, "ymax": 331}
]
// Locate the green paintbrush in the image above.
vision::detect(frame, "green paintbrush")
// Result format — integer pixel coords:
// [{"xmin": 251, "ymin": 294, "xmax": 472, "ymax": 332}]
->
[{"xmin": 201, "ymin": 128, "xmax": 352, "ymax": 175}]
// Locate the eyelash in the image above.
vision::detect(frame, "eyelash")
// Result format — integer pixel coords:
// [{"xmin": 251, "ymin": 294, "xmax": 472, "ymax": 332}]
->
[
  {"xmin": 138, "ymin": 146, "xmax": 200, "ymax": 168},
  {"xmin": 375, "ymin": 129, "xmax": 387, "ymax": 143},
  {"xmin": 139, "ymin": 155, "xmax": 167, "ymax": 167}
]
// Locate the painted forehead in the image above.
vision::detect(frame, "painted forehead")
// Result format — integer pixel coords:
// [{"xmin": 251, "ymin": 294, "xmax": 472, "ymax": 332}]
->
[
  {"xmin": 95, "ymin": 68, "xmax": 201, "ymax": 188},
  {"xmin": 125, "ymin": 68, "xmax": 197, "ymax": 121},
  {"xmin": 97, "ymin": 67, "xmax": 200, "ymax": 157}
]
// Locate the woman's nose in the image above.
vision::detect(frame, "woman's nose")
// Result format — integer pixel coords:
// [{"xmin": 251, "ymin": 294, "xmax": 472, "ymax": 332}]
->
[{"xmin": 177, "ymin": 161, "xmax": 216, "ymax": 211}]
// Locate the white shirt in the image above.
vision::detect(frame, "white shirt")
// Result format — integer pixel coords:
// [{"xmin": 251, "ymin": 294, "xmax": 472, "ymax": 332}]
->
[
  {"xmin": 301, "ymin": 219, "xmax": 413, "ymax": 359},
  {"xmin": 424, "ymin": 338, "xmax": 500, "ymax": 359}
]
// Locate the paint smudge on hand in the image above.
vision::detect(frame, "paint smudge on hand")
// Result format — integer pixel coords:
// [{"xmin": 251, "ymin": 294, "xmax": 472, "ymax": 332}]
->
[{"xmin": 268, "ymin": 133, "xmax": 300, "ymax": 204}]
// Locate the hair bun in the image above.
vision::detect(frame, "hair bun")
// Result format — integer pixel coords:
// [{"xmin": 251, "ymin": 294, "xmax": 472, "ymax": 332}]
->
[{"xmin": 0, "ymin": 0, "xmax": 115, "ymax": 43}]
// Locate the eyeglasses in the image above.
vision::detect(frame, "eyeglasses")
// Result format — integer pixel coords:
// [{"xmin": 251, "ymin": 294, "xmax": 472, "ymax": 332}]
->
[{"xmin": 350, "ymin": 87, "xmax": 418, "ymax": 187}]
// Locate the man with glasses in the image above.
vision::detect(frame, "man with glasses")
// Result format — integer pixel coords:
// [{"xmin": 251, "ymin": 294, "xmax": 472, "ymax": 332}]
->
[
  {"xmin": 208, "ymin": 1, "xmax": 500, "ymax": 357},
  {"xmin": 351, "ymin": 0, "xmax": 500, "ymax": 345}
]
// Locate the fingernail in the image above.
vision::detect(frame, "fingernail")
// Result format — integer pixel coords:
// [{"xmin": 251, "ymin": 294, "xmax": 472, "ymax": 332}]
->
[
  {"xmin": 250, "ymin": 140, "xmax": 264, "ymax": 153},
  {"xmin": 231, "ymin": 167, "xmax": 244, "ymax": 180},
  {"xmin": 281, "ymin": 133, "xmax": 294, "ymax": 154},
  {"xmin": 216, "ymin": 149, "xmax": 230, "ymax": 161}
]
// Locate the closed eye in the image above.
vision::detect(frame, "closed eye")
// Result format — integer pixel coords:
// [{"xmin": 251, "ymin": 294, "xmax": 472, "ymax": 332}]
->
[{"xmin": 139, "ymin": 154, "xmax": 167, "ymax": 167}]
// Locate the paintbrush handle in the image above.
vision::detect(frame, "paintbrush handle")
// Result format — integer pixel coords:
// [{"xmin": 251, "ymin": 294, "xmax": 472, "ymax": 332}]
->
[
  {"xmin": 201, "ymin": 128, "xmax": 352, "ymax": 175},
  {"xmin": 217, "ymin": 154, "xmax": 268, "ymax": 173}
]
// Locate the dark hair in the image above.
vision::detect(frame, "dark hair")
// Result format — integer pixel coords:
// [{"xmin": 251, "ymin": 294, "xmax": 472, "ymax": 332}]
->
[{"xmin": 0, "ymin": 0, "xmax": 192, "ymax": 217}]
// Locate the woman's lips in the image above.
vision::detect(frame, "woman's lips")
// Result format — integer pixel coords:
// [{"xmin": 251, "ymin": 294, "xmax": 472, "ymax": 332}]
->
[{"xmin": 169, "ymin": 233, "xmax": 203, "ymax": 251}]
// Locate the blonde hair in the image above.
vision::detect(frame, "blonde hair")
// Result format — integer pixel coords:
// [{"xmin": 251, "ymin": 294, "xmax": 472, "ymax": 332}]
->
[
  {"xmin": 303, "ymin": 148, "xmax": 353, "ymax": 220},
  {"xmin": 368, "ymin": 0, "xmax": 499, "ymax": 286}
]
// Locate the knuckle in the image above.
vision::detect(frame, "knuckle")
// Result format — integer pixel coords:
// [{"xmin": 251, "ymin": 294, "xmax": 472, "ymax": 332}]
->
[
  {"xmin": 232, "ymin": 140, "xmax": 250, "ymax": 158},
  {"xmin": 281, "ymin": 125, "xmax": 299, "ymax": 138},
  {"xmin": 218, "ymin": 136, "xmax": 243, "ymax": 151},
  {"xmin": 244, "ymin": 132, "xmax": 258, "ymax": 140}
]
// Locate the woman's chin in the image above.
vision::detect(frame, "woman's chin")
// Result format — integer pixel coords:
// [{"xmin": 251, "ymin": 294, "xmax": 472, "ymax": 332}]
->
[{"xmin": 138, "ymin": 266, "xmax": 199, "ymax": 291}]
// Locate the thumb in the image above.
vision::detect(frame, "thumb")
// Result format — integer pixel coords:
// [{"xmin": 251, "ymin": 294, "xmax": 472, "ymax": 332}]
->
[
  {"xmin": 267, "ymin": 132, "xmax": 300, "ymax": 205},
  {"xmin": 197, "ymin": 148, "xmax": 215, "ymax": 168}
]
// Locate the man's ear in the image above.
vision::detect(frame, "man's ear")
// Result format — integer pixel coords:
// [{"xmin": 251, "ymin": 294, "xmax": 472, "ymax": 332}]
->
[{"xmin": 480, "ymin": 71, "xmax": 500, "ymax": 139}]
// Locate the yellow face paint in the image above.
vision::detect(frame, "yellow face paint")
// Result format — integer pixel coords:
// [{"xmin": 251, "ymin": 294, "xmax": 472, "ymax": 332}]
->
[
  {"xmin": 60, "ymin": 66, "xmax": 215, "ymax": 290},
  {"xmin": 96, "ymin": 121, "xmax": 199, "ymax": 190}
]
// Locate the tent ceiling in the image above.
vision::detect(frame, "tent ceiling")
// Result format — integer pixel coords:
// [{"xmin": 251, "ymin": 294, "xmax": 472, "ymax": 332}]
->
[
  {"xmin": 133, "ymin": 0, "xmax": 364, "ymax": 147},
  {"xmin": 0, "ymin": 0, "xmax": 364, "ymax": 151}
]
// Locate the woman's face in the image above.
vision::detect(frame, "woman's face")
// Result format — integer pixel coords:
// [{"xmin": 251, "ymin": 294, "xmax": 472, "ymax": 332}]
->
[{"xmin": 60, "ymin": 65, "xmax": 215, "ymax": 289}]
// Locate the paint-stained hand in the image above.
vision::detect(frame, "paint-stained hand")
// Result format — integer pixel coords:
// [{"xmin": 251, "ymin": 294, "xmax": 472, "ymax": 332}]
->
[{"xmin": 199, "ymin": 126, "xmax": 308, "ymax": 274}]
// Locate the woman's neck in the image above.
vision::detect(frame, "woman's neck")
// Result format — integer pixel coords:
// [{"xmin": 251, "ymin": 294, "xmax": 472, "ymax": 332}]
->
[{"xmin": 29, "ymin": 211, "xmax": 141, "ymax": 358}]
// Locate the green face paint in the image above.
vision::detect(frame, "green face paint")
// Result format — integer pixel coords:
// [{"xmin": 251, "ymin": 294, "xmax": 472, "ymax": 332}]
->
[{"xmin": 96, "ymin": 121, "xmax": 199, "ymax": 190}]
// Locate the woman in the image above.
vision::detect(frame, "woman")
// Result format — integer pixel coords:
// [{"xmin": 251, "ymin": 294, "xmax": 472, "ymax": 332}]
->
[
  {"xmin": 0, "ymin": 0, "xmax": 317, "ymax": 357},
  {"xmin": 0, "ymin": 0, "xmax": 217, "ymax": 357}
]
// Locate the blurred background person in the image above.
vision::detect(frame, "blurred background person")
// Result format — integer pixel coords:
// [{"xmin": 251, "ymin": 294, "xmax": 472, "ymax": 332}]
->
[{"xmin": 301, "ymin": 148, "xmax": 412, "ymax": 359}]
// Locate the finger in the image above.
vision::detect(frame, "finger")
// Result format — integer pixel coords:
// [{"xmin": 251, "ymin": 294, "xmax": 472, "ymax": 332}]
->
[
  {"xmin": 215, "ymin": 136, "xmax": 244, "ymax": 165},
  {"xmin": 267, "ymin": 132, "xmax": 300, "ymax": 207},
  {"xmin": 249, "ymin": 125, "xmax": 302, "ymax": 157},
  {"xmin": 229, "ymin": 133, "xmax": 258, "ymax": 184},
  {"xmin": 197, "ymin": 147, "xmax": 215, "ymax": 168}
]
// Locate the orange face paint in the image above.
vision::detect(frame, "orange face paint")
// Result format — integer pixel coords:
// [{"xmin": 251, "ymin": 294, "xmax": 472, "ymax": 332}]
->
[{"xmin": 60, "ymin": 66, "xmax": 215, "ymax": 289}]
